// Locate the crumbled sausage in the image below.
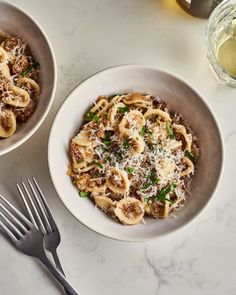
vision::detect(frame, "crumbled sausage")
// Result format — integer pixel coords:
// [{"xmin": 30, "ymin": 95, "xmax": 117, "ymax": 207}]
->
[
  {"xmin": 0, "ymin": 112, "xmax": 12, "ymax": 129},
  {"xmin": 70, "ymin": 142, "xmax": 84, "ymax": 163},
  {"xmin": 122, "ymin": 202, "xmax": 142, "ymax": 218},
  {"xmin": 12, "ymin": 55, "xmax": 30, "ymax": 75},
  {"xmin": 150, "ymin": 201, "xmax": 165, "ymax": 219},
  {"xmin": 3, "ymin": 37, "xmax": 19, "ymax": 51},
  {"xmin": 13, "ymin": 100, "xmax": 36, "ymax": 123}
]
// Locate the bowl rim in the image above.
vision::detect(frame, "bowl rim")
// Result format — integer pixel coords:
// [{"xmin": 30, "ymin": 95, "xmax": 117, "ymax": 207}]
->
[
  {"xmin": 0, "ymin": 0, "xmax": 57, "ymax": 156},
  {"xmin": 48, "ymin": 64, "xmax": 224, "ymax": 242}
]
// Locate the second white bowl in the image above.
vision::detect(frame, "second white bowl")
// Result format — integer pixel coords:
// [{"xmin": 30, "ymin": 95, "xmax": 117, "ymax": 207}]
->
[{"xmin": 48, "ymin": 65, "xmax": 223, "ymax": 241}]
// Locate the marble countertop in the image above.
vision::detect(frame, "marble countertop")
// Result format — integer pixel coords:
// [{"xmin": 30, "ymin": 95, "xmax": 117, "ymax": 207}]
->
[{"xmin": 0, "ymin": 1, "xmax": 235, "ymax": 294}]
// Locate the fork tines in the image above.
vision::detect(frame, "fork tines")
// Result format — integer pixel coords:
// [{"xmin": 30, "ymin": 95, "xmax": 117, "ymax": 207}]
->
[
  {"xmin": 16, "ymin": 178, "xmax": 55, "ymax": 235},
  {"xmin": 0, "ymin": 194, "xmax": 31, "ymax": 241}
]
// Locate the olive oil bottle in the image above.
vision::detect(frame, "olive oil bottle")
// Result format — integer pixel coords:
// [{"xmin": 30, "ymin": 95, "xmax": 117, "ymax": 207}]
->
[{"xmin": 177, "ymin": 0, "xmax": 222, "ymax": 18}]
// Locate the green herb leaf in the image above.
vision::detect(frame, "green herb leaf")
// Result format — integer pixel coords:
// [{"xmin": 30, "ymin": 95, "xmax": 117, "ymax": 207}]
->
[
  {"xmin": 79, "ymin": 191, "xmax": 90, "ymax": 198},
  {"xmin": 142, "ymin": 182, "xmax": 152, "ymax": 190},
  {"xmin": 103, "ymin": 131, "xmax": 113, "ymax": 145},
  {"xmin": 147, "ymin": 169, "xmax": 160, "ymax": 184},
  {"xmin": 155, "ymin": 183, "xmax": 176, "ymax": 203},
  {"xmin": 118, "ymin": 105, "xmax": 129, "ymax": 114},
  {"xmin": 126, "ymin": 167, "xmax": 135, "ymax": 174},
  {"xmin": 102, "ymin": 146, "xmax": 109, "ymax": 152},
  {"xmin": 184, "ymin": 150, "xmax": 195, "ymax": 163},
  {"xmin": 123, "ymin": 139, "xmax": 130, "ymax": 149},
  {"xmin": 103, "ymin": 140, "xmax": 111, "ymax": 145},
  {"xmin": 116, "ymin": 151, "xmax": 124, "ymax": 160},
  {"xmin": 105, "ymin": 156, "xmax": 112, "ymax": 162},
  {"xmin": 166, "ymin": 122, "xmax": 175, "ymax": 139},
  {"xmin": 93, "ymin": 172, "xmax": 101, "ymax": 178},
  {"xmin": 142, "ymin": 170, "xmax": 160, "ymax": 190},
  {"xmin": 21, "ymin": 62, "xmax": 39, "ymax": 77},
  {"xmin": 87, "ymin": 112, "xmax": 99, "ymax": 122},
  {"xmin": 140, "ymin": 126, "xmax": 147, "ymax": 136},
  {"xmin": 71, "ymin": 178, "xmax": 77, "ymax": 184},
  {"xmin": 95, "ymin": 162, "xmax": 103, "ymax": 169}
]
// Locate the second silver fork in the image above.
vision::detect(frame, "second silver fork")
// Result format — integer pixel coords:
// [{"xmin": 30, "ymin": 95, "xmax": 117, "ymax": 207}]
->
[{"xmin": 16, "ymin": 177, "xmax": 65, "ymax": 276}]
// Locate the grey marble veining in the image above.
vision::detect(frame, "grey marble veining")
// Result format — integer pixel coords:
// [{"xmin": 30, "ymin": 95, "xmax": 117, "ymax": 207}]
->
[{"xmin": 0, "ymin": 0, "xmax": 236, "ymax": 294}]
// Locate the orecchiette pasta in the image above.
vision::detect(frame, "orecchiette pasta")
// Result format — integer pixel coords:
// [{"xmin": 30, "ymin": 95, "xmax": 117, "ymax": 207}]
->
[
  {"xmin": 123, "ymin": 93, "xmax": 152, "ymax": 109},
  {"xmin": 0, "ymin": 31, "xmax": 40, "ymax": 139},
  {"xmin": 119, "ymin": 110, "xmax": 145, "ymax": 136},
  {"xmin": 17, "ymin": 77, "xmax": 40, "ymax": 96},
  {"xmin": 90, "ymin": 98, "xmax": 109, "ymax": 115},
  {"xmin": 72, "ymin": 130, "xmax": 93, "ymax": 147},
  {"xmin": 68, "ymin": 93, "xmax": 199, "ymax": 225},
  {"xmin": 129, "ymin": 134, "xmax": 145, "ymax": 155},
  {"xmin": 94, "ymin": 195, "xmax": 115, "ymax": 213},
  {"xmin": 0, "ymin": 63, "xmax": 10, "ymax": 78},
  {"xmin": 0, "ymin": 109, "xmax": 16, "ymax": 138},
  {"xmin": 144, "ymin": 108, "xmax": 171, "ymax": 122},
  {"xmin": 0, "ymin": 47, "xmax": 8, "ymax": 63},
  {"xmin": 172, "ymin": 124, "xmax": 192, "ymax": 151},
  {"xmin": 108, "ymin": 102, "xmax": 126, "ymax": 127},
  {"xmin": 2, "ymin": 85, "xmax": 31, "ymax": 107},
  {"xmin": 106, "ymin": 167, "xmax": 130, "ymax": 194}
]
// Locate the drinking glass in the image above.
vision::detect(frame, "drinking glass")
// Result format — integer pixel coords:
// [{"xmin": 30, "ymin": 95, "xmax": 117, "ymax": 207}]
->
[{"xmin": 207, "ymin": 0, "xmax": 236, "ymax": 87}]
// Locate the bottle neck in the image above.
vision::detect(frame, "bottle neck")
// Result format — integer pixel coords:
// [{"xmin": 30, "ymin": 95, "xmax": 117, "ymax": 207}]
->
[{"xmin": 177, "ymin": 0, "xmax": 223, "ymax": 18}]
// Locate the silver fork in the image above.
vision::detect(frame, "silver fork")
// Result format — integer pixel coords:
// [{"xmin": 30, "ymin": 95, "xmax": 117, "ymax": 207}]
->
[
  {"xmin": 16, "ymin": 177, "xmax": 65, "ymax": 275},
  {"xmin": 0, "ymin": 195, "xmax": 80, "ymax": 295}
]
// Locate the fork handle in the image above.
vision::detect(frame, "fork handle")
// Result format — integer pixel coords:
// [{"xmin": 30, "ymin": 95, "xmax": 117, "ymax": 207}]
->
[
  {"xmin": 51, "ymin": 249, "xmax": 71, "ymax": 295},
  {"xmin": 38, "ymin": 254, "xmax": 80, "ymax": 295},
  {"xmin": 51, "ymin": 249, "xmax": 66, "ymax": 276}
]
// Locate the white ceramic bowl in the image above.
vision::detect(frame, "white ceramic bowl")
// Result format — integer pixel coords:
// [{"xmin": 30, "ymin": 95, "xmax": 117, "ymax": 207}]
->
[
  {"xmin": 48, "ymin": 65, "xmax": 223, "ymax": 241},
  {"xmin": 0, "ymin": 1, "xmax": 56, "ymax": 155}
]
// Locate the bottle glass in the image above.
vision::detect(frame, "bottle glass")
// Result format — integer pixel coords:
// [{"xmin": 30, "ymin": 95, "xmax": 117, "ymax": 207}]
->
[{"xmin": 177, "ymin": 0, "xmax": 222, "ymax": 18}]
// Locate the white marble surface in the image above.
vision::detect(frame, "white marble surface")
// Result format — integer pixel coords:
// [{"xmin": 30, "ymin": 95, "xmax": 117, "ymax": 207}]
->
[{"xmin": 0, "ymin": 0, "xmax": 236, "ymax": 294}]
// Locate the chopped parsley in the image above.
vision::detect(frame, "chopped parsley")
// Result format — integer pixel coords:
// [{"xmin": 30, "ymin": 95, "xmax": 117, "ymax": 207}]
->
[
  {"xmin": 102, "ymin": 146, "xmax": 109, "ymax": 152},
  {"xmin": 79, "ymin": 191, "xmax": 90, "ymax": 198},
  {"xmin": 155, "ymin": 183, "xmax": 176, "ymax": 203},
  {"xmin": 126, "ymin": 167, "xmax": 135, "ymax": 174},
  {"xmin": 103, "ymin": 131, "xmax": 113, "ymax": 145},
  {"xmin": 123, "ymin": 139, "xmax": 131, "ymax": 149},
  {"xmin": 142, "ymin": 170, "xmax": 160, "ymax": 190},
  {"xmin": 21, "ymin": 62, "xmax": 39, "ymax": 77},
  {"xmin": 95, "ymin": 162, "xmax": 103, "ymax": 169},
  {"xmin": 71, "ymin": 178, "xmax": 77, "ymax": 185},
  {"xmin": 118, "ymin": 105, "xmax": 129, "ymax": 114},
  {"xmin": 142, "ymin": 182, "xmax": 152, "ymax": 190},
  {"xmin": 93, "ymin": 171, "xmax": 101, "ymax": 178},
  {"xmin": 116, "ymin": 151, "xmax": 124, "ymax": 160},
  {"xmin": 140, "ymin": 126, "xmax": 147, "ymax": 136},
  {"xmin": 166, "ymin": 122, "xmax": 175, "ymax": 139},
  {"xmin": 87, "ymin": 111, "xmax": 99, "ymax": 122},
  {"xmin": 105, "ymin": 156, "xmax": 112, "ymax": 162},
  {"xmin": 184, "ymin": 150, "xmax": 195, "ymax": 163},
  {"xmin": 148, "ymin": 169, "xmax": 159, "ymax": 183}
]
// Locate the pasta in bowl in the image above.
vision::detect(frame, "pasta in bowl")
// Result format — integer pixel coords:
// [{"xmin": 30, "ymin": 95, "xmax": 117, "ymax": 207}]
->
[
  {"xmin": 0, "ymin": 30, "xmax": 40, "ymax": 138},
  {"xmin": 68, "ymin": 93, "xmax": 200, "ymax": 225},
  {"xmin": 0, "ymin": 2, "xmax": 56, "ymax": 155},
  {"xmin": 48, "ymin": 65, "xmax": 223, "ymax": 241}
]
